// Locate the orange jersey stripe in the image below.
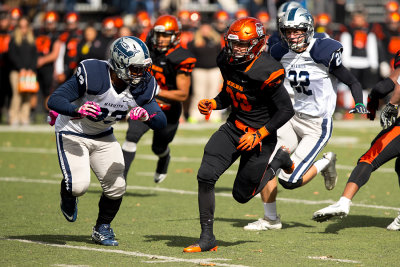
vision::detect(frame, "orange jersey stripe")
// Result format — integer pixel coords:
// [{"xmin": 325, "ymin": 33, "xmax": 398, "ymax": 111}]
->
[
  {"xmin": 359, "ymin": 126, "xmax": 400, "ymax": 164},
  {"xmin": 260, "ymin": 68, "xmax": 285, "ymax": 90}
]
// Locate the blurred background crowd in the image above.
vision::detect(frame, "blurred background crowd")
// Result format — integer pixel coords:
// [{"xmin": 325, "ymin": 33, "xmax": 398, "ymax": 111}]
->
[{"xmin": 0, "ymin": 0, "xmax": 399, "ymax": 125}]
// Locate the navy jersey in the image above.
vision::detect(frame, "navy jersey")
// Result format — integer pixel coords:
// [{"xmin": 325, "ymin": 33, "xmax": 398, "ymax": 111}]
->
[
  {"xmin": 215, "ymin": 50, "xmax": 293, "ymax": 132},
  {"xmin": 48, "ymin": 59, "xmax": 165, "ymax": 135}
]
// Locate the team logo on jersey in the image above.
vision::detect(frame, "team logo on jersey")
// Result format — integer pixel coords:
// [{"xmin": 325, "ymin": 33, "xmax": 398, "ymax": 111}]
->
[{"xmin": 113, "ymin": 40, "xmax": 140, "ymax": 67}]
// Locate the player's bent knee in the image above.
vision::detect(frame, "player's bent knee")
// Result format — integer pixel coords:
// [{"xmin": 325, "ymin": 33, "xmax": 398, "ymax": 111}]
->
[
  {"xmin": 71, "ymin": 182, "xmax": 90, "ymax": 197},
  {"xmin": 197, "ymin": 170, "xmax": 218, "ymax": 185},
  {"xmin": 232, "ymin": 190, "xmax": 251, "ymax": 204},
  {"xmin": 278, "ymin": 179, "xmax": 302, "ymax": 190},
  {"xmin": 103, "ymin": 178, "xmax": 126, "ymax": 199}
]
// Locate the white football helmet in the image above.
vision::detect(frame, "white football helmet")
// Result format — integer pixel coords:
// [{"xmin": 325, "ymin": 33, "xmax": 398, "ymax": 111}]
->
[
  {"xmin": 277, "ymin": 1, "xmax": 303, "ymax": 19},
  {"xmin": 109, "ymin": 36, "xmax": 152, "ymax": 85},
  {"xmin": 279, "ymin": 7, "xmax": 314, "ymax": 52}
]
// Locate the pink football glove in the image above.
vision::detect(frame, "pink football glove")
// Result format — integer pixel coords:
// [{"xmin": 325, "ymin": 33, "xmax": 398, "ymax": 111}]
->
[
  {"xmin": 129, "ymin": 106, "xmax": 150, "ymax": 121},
  {"xmin": 76, "ymin": 101, "xmax": 101, "ymax": 118},
  {"xmin": 47, "ymin": 110, "xmax": 59, "ymax": 126}
]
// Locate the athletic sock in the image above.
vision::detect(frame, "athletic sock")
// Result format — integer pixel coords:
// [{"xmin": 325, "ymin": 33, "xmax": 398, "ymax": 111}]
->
[
  {"xmin": 314, "ymin": 157, "xmax": 330, "ymax": 173},
  {"xmin": 263, "ymin": 202, "xmax": 277, "ymax": 220}
]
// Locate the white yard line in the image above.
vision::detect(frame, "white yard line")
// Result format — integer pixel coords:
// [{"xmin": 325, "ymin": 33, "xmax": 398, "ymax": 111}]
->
[
  {"xmin": 0, "ymin": 177, "xmax": 398, "ymax": 211},
  {"xmin": 308, "ymin": 256, "xmax": 361, "ymax": 264},
  {"xmin": 1, "ymin": 238, "xmax": 249, "ymax": 267}
]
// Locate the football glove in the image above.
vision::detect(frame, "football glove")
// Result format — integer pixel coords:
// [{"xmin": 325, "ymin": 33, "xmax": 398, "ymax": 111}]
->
[
  {"xmin": 198, "ymin": 99, "xmax": 217, "ymax": 116},
  {"xmin": 76, "ymin": 101, "xmax": 101, "ymax": 118},
  {"xmin": 129, "ymin": 106, "xmax": 150, "ymax": 121},
  {"xmin": 366, "ymin": 95, "xmax": 379, "ymax": 120},
  {"xmin": 349, "ymin": 103, "xmax": 369, "ymax": 114},
  {"xmin": 380, "ymin": 103, "xmax": 399, "ymax": 129},
  {"xmin": 47, "ymin": 110, "xmax": 59, "ymax": 126},
  {"xmin": 237, "ymin": 127, "xmax": 269, "ymax": 151}
]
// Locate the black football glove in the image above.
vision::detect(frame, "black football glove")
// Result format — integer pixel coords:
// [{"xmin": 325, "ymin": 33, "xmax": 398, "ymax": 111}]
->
[
  {"xmin": 366, "ymin": 95, "xmax": 379, "ymax": 120},
  {"xmin": 380, "ymin": 103, "xmax": 399, "ymax": 129}
]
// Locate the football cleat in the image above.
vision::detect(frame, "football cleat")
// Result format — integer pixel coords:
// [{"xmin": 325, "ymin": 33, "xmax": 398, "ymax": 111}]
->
[
  {"xmin": 183, "ymin": 236, "xmax": 218, "ymax": 253},
  {"xmin": 274, "ymin": 146, "xmax": 295, "ymax": 174},
  {"xmin": 321, "ymin": 152, "xmax": 338, "ymax": 190},
  {"xmin": 154, "ymin": 154, "xmax": 170, "ymax": 183},
  {"xmin": 312, "ymin": 201, "xmax": 350, "ymax": 222},
  {"xmin": 244, "ymin": 215, "xmax": 282, "ymax": 231},
  {"xmin": 387, "ymin": 211, "xmax": 400, "ymax": 231},
  {"xmin": 92, "ymin": 224, "xmax": 119, "ymax": 246},
  {"xmin": 60, "ymin": 192, "xmax": 78, "ymax": 222}
]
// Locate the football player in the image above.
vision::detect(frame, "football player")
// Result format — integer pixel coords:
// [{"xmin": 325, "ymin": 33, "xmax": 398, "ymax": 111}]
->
[
  {"xmin": 244, "ymin": 7, "xmax": 368, "ymax": 231},
  {"xmin": 122, "ymin": 15, "xmax": 196, "ymax": 183},
  {"xmin": 47, "ymin": 36, "xmax": 167, "ymax": 246},
  {"xmin": 312, "ymin": 50, "xmax": 400, "ymax": 230},
  {"xmin": 183, "ymin": 17, "xmax": 295, "ymax": 252}
]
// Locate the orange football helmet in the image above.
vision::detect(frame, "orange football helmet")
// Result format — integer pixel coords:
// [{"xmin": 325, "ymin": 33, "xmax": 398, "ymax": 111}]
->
[
  {"xmin": 256, "ymin": 11, "xmax": 270, "ymax": 24},
  {"xmin": 65, "ymin": 12, "xmax": 79, "ymax": 24},
  {"xmin": 386, "ymin": 1, "xmax": 399, "ymax": 13},
  {"xmin": 317, "ymin": 13, "xmax": 331, "ymax": 27},
  {"xmin": 151, "ymin": 15, "xmax": 181, "ymax": 52},
  {"xmin": 10, "ymin": 8, "xmax": 22, "ymax": 20},
  {"xmin": 214, "ymin": 10, "xmax": 230, "ymax": 22},
  {"xmin": 235, "ymin": 9, "xmax": 249, "ymax": 19},
  {"xmin": 44, "ymin": 11, "xmax": 59, "ymax": 24},
  {"xmin": 224, "ymin": 17, "xmax": 266, "ymax": 64}
]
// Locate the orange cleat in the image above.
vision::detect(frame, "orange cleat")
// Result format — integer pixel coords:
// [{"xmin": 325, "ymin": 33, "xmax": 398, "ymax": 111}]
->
[{"xmin": 183, "ymin": 244, "xmax": 218, "ymax": 253}]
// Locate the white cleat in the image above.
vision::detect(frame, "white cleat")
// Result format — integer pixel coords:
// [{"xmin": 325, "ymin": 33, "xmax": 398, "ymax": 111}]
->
[
  {"xmin": 312, "ymin": 201, "xmax": 350, "ymax": 222},
  {"xmin": 387, "ymin": 211, "xmax": 400, "ymax": 231},
  {"xmin": 244, "ymin": 215, "xmax": 282, "ymax": 231},
  {"xmin": 321, "ymin": 152, "xmax": 338, "ymax": 190},
  {"xmin": 154, "ymin": 173, "xmax": 167, "ymax": 184}
]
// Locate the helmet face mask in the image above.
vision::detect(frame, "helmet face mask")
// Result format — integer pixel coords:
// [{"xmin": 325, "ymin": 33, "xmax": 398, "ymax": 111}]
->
[
  {"xmin": 279, "ymin": 7, "xmax": 314, "ymax": 53},
  {"xmin": 224, "ymin": 17, "xmax": 266, "ymax": 64},
  {"xmin": 109, "ymin": 36, "xmax": 152, "ymax": 86}
]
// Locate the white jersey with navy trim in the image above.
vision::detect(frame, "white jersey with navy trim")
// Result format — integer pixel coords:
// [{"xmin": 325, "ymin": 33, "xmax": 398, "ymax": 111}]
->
[
  {"xmin": 55, "ymin": 59, "xmax": 140, "ymax": 135},
  {"xmin": 271, "ymin": 37, "xmax": 343, "ymax": 118}
]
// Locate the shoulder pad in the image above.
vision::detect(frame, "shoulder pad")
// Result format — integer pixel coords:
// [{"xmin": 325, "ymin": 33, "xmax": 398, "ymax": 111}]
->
[
  {"xmin": 310, "ymin": 38, "xmax": 343, "ymax": 67},
  {"xmin": 130, "ymin": 74, "xmax": 158, "ymax": 106},
  {"xmin": 267, "ymin": 33, "xmax": 281, "ymax": 52},
  {"xmin": 166, "ymin": 46, "xmax": 197, "ymax": 72},
  {"xmin": 246, "ymin": 52, "xmax": 285, "ymax": 88},
  {"xmin": 76, "ymin": 60, "xmax": 110, "ymax": 95},
  {"xmin": 270, "ymin": 42, "xmax": 289, "ymax": 62}
]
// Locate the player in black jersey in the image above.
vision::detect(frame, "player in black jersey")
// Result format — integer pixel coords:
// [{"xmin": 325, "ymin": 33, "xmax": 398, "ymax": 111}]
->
[
  {"xmin": 122, "ymin": 15, "xmax": 196, "ymax": 183},
  {"xmin": 183, "ymin": 17, "xmax": 295, "ymax": 253}
]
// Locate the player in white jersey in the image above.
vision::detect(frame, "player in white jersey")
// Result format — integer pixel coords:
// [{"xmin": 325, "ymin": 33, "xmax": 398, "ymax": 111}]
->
[
  {"xmin": 47, "ymin": 36, "xmax": 167, "ymax": 246},
  {"xmin": 244, "ymin": 7, "xmax": 369, "ymax": 231}
]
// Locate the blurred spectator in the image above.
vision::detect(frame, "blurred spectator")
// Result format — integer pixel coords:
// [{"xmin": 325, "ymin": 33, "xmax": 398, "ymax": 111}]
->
[
  {"xmin": 134, "ymin": 10, "xmax": 152, "ymax": 41},
  {"xmin": 338, "ymin": 10, "xmax": 379, "ymax": 118},
  {"xmin": 55, "ymin": 12, "xmax": 82, "ymax": 84},
  {"xmin": 99, "ymin": 17, "xmax": 118, "ymax": 59},
  {"xmin": 0, "ymin": 12, "xmax": 11, "ymax": 123},
  {"xmin": 372, "ymin": 10, "xmax": 400, "ymax": 79},
  {"xmin": 118, "ymin": 25, "xmax": 133, "ymax": 37},
  {"xmin": 235, "ymin": 9, "xmax": 249, "ymax": 20},
  {"xmin": 212, "ymin": 10, "xmax": 230, "ymax": 35},
  {"xmin": 8, "ymin": 17, "xmax": 38, "ymax": 126},
  {"xmin": 77, "ymin": 24, "xmax": 104, "ymax": 62},
  {"xmin": 9, "ymin": 7, "xmax": 22, "ymax": 31},
  {"xmin": 187, "ymin": 21, "xmax": 223, "ymax": 123},
  {"xmin": 35, "ymin": 11, "xmax": 62, "ymax": 117},
  {"xmin": 177, "ymin": 10, "xmax": 195, "ymax": 49}
]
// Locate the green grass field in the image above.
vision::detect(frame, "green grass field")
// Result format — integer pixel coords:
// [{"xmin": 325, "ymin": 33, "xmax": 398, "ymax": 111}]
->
[{"xmin": 1, "ymin": 120, "xmax": 399, "ymax": 266}]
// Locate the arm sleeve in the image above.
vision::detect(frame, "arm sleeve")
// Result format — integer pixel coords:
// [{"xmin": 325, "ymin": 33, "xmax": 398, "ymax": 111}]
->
[
  {"xmin": 213, "ymin": 80, "xmax": 232, "ymax": 109},
  {"xmin": 47, "ymin": 75, "xmax": 85, "ymax": 116},
  {"xmin": 142, "ymin": 98, "xmax": 167, "ymax": 130},
  {"xmin": 369, "ymin": 78, "xmax": 395, "ymax": 99},
  {"xmin": 331, "ymin": 64, "xmax": 364, "ymax": 104},
  {"xmin": 264, "ymin": 83, "xmax": 295, "ymax": 133}
]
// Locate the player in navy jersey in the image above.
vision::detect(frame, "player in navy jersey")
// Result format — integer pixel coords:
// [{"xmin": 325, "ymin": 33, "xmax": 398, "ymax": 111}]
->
[
  {"xmin": 47, "ymin": 36, "xmax": 166, "ymax": 246},
  {"xmin": 183, "ymin": 17, "xmax": 295, "ymax": 252},
  {"xmin": 244, "ymin": 7, "xmax": 369, "ymax": 231},
  {"xmin": 122, "ymin": 15, "xmax": 196, "ymax": 184}
]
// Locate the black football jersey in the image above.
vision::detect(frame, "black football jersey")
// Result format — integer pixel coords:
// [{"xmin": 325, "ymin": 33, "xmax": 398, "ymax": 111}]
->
[{"xmin": 216, "ymin": 50, "xmax": 291, "ymax": 131}]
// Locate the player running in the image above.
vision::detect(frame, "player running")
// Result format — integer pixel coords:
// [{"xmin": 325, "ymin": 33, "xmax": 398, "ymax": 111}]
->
[
  {"xmin": 244, "ymin": 7, "xmax": 368, "ymax": 231},
  {"xmin": 47, "ymin": 36, "xmax": 166, "ymax": 246},
  {"xmin": 183, "ymin": 17, "xmax": 295, "ymax": 252}
]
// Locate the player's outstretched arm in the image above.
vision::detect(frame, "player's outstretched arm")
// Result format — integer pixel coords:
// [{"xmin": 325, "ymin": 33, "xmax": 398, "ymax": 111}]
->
[{"xmin": 139, "ymin": 99, "xmax": 167, "ymax": 130}]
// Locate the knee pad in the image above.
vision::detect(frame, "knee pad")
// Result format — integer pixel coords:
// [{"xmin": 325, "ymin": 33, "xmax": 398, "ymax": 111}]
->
[
  {"xmin": 103, "ymin": 178, "xmax": 126, "ymax": 199},
  {"xmin": 122, "ymin": 141, "xmax": 136, "ymax": 152},
  {"xmin": 278, "ymin": 178, "xmax": 302, "ymax": 190},
  {"xmin": 197, "ymin": 169, "xmax": 218, "ymax": 185},
  {"xmin": 348, "ymin": 162, "xmax": 372, "ymax": 188},
  {"xmin": 153, "ymin": 146, "xmax": 169, "ymax": 157}
]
